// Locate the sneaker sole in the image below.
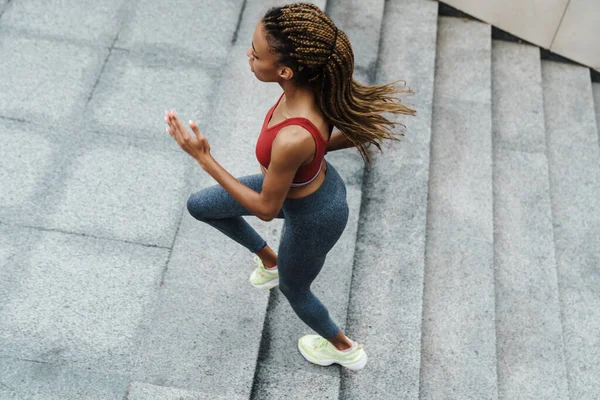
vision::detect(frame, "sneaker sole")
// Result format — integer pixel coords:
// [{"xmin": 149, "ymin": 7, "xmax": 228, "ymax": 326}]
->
[
  {"xmin": 250, "ymin": 277, "xmax": 279, "ymax": 290},
  {"xmin": 297, "ymin": 342, "xmax": 368, "ymax": 371}
]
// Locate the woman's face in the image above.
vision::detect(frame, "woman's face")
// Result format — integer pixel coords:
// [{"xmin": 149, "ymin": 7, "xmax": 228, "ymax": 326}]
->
[{"xmin": 247, "ymin": 21, "xmax": 293, "ymax": 82}]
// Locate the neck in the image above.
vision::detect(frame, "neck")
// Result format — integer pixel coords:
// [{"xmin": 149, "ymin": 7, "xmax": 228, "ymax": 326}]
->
[{"xmin": 279, "ymin": 81, "xmax": 316, "ymax": 111}]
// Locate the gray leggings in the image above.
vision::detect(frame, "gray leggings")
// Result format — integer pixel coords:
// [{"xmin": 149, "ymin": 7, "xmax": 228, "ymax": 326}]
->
[{"xmin": 186, "ymin": 161, "xmax": 349, "ymax": 340}]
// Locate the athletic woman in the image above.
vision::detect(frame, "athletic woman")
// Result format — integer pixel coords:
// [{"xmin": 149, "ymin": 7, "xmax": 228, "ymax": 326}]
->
[{"xmin": 165, "ymin": 3, "xmax": 414, "ymax": 371}]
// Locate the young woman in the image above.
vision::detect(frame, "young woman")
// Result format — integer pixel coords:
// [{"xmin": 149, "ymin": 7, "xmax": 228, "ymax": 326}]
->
[{"xmin": 165, "ymin": 3, "xmax": 414, "ymax": 371}]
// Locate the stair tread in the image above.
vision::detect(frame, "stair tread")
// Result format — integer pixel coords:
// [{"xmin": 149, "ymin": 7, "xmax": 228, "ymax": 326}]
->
[
  {"xmin": 542, "ymin": 60, "xmax": 600, "ymax": 399},
  {"xmin": 593, "ymin": 83, "xmax": 600, "ymax": 138},
  {"xmin": 492, "ymin": 40, "xmax": 569, "ymax": 399},
  {"xmin": 340, "ymin": 1, "xmax": 438, "ymax": 399},
  {"xmin": 252, "ymin": 364, "xmax": 338, "ymax": 400},
  {"xmin": 420, "ymin": 16, "xmax": 497, "ymax": 399}
]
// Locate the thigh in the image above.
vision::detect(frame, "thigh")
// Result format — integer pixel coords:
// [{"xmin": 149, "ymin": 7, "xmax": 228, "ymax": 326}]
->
[
  {"xmin": 187, "ymin": 174, "xmax": 284, "ymax": 220},
  {"xmin": 277, "ymin": 205, "xmax": 348, "ymax": 286},
  {"xmin": 276, "ymin": 219, "xmax": 336, "ymax": 288}
]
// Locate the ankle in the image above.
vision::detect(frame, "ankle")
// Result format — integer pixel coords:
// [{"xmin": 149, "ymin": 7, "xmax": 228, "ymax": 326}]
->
[
  {"xmin": 256, "ymin": 247, "xmax": 278, "ymax": 269},
  {"xmin": 260, "ymin": 256, "xmax": 277, "ymax": 269},
  {"xmin": 331, "ymin": 341, "xmax": 353, "ymax": 351}
]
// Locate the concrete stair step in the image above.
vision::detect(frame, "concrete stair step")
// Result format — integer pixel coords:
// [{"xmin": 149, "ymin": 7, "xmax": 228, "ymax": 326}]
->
[
  {"xmin": 0, "ymin": 356, "xmax": 129, "ymax": 400},
  {"xmin": 492, "ymin": 40, "xmax": 569, "ymax": 399},
  {"xmin": 339, "ymin": 1, "xmax": 438, "ymax": 399},
  {"xmin": 327, "ymin": 0, "xmax": 387, "ymax": 82},
  {"xmin": 594, "ymin": 83, "xmax": 600, "ymax": 139},
  {"xmin": 420, "ymin": 16, "xmax": 497, "ymax": 399},
  {"xmin": 250, "ymin": 0, "xmax": 371, "ymax": 397},
  {"xmin": 542, "ymin": 60, "xmax": 600, "ymax": 399}
]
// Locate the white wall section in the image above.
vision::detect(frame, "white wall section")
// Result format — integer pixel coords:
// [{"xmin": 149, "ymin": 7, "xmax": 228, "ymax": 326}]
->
[{"xmin": 442, "ymin": 0, "xmax": 599, "ymax": 72}]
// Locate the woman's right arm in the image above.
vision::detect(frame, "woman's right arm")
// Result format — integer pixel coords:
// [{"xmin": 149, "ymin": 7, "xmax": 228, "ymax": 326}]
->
[{"xmin": 326, "ymin": 130, "xmax": 356, "ymax": 153}]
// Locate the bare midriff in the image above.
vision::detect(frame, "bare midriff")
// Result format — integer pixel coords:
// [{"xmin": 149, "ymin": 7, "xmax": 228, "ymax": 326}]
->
[{"xmin": 260, "ymin": 160, "xmax": 327, "ymax": 199}]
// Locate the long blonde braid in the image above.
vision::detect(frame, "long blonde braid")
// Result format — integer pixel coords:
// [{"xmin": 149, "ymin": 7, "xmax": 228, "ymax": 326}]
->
[{"xmin": 262, "ymin": 3, "xmax": 415, "ymax": 165}]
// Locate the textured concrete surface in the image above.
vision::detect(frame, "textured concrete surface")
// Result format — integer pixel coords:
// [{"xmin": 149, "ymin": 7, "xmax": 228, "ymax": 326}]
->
[
  {"xmin": 85, "ymin": 49, "xmax": 218, "ymax": 143},
  {"xmin": 0, "ymin": 225, "xmax": 168, "ymax": 374},
  {"xmin": 127, "ymin": 381, "xmax": 244, "ymax": 400},
  {"xmin": 130, "ymin": 211, "xmax": 271, "ymax": 398},
  {"xmin": 0, "ymin": 1, "xmax": 257, "ymax": 397},
  {"xmin": 341, "ymin": 1, "xmax": 438, "ymax": 399},
  {"xmin": 492, "ymin": 42, "xmax": 546, "ymax": 153},
  {"xmin": 1, "ymin": 0, "xmax": 123, "ymax": 46},
  {"xmin": 0, "ymin": 31, "xmax": 108, "ymax": 125},
  {"xmin": 494, "ymin": 150, "xmax": 569, "ymax": 400},
  {"xmin": 46, "ymin": 132, "xmax": 189, "ymax": 247},
  {"xmin": 0, "ymin": 356, "xmax": 129, "ymax": 400},
  {"xmin": 542, "ymin": 61, "xmax": 600, "ymax": 400},
  {"xmin": 421, "ymin": 17, "xmax": 497, "ymax": 400},
  {"xmin": 594, "ymin": 83, "xmax": 600, "ymax": 138},
  {"xmin": 251, "ymin": 364, "xmax": 339, "ymax": 400},
  {"xmin": 327, "ymin": 0, "xmax": 385, "ymax": 80},
  {"xmin": 115, "ymin": 0, "xmax": 245, "ymax": 65},
  {"xmin": 492, "ymin": 41, "xmax": 569, "ymax": 400},
  {"xmin": 0, "ymin": 120, "xmax": 58, "ymax": 220},
  {"xmin": 0, "ymin": 118, "xmax": 191, "ymax": 246}
]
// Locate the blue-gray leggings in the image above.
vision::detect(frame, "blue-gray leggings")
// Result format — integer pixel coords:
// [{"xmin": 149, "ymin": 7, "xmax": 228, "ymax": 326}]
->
[{"xmin": 186, "ymin": 161, "xmax": 348, "ymax": 340}]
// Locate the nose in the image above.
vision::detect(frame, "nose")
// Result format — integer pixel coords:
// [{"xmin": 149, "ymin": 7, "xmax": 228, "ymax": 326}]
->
[{"xmin": 246, "ymin": 47, "xmax": 253, "ymax": 58}]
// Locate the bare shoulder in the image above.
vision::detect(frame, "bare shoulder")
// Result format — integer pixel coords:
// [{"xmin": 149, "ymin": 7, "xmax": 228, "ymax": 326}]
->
[
  {"xmin": 272, "ymin": 125, "xmax": 315, "ymax": 156},
  {"xmin": 274, "ymin": 125, "xmax": 313, "ymax": 145}
]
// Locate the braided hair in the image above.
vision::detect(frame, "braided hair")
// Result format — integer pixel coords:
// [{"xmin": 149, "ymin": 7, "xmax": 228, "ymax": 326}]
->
[{"xmin": 262, "ymin": 3, "xmax": 415, "ymax": 165}]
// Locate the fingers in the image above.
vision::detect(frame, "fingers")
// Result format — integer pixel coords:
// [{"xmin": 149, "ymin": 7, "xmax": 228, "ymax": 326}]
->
[
  {"xmin": 189, "ymin": 120, "xmax": 202, "ymax": 138},
  {"xmin": 170, "ymin": 111, "xmax": 187, "ymax": 139},
  {"xmin": 165, "ymin": 111, "xmax": 203, "ymax": 146},
  {"xmin": 174, "ymin": 115, "xmax": 190, "ymax": 141},
  {"xmin": 165, "ymin": 110, "xmax": 185, "ymax": 143},
  {"xmin": 165, "ymin": 111, "xmax": 174, "ymax": 138}
]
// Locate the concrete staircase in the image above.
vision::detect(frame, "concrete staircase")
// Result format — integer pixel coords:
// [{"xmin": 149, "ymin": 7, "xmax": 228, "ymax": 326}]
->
[{"xmin": 0, "ymin": 0, "xmax": 599, "ymax": 399}]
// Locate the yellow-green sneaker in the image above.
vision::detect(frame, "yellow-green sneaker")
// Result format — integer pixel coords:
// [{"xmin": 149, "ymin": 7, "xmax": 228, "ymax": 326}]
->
[
  {"xmin": 249, "ymin": 255, "xmax": 279, "ymax": 289},
  {"xmin": 297, "ymin": 334, "xmax": 368, "ymax": 370}
]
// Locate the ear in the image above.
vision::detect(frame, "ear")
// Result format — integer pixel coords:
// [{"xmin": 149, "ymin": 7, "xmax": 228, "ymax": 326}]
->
[{"xmin": 279, "ymin": 65, "xmax": 294, "ymax": 81}]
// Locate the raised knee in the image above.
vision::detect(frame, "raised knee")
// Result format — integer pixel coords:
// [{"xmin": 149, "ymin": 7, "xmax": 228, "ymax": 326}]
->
[{"xmin": 187, "ymin": 192, "xmax": 208, "ymax": 221}]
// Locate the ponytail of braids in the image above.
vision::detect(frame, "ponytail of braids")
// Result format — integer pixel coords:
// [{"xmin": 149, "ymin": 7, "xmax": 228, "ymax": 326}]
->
[{"xmin": 262, "ymin": 3, "xmax": 415, "ymax": 165}]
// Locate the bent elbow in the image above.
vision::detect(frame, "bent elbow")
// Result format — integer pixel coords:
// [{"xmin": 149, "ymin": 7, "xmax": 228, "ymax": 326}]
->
[
  {"xmin": 257, "ymin": 214, "xmax": 272, "ymax": 222},
  {"xmin": 260, "ymin": 212, "xmax": 277, "ymax": 222},
  {"xmin": 258, "ymin": 207, "xmax": 280, "ymax": 222}
]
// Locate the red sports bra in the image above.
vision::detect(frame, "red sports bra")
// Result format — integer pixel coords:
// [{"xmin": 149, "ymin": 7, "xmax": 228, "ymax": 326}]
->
[{"xmin": 255, "ymin": 92, "xmax": 331, "ymax": 187}]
